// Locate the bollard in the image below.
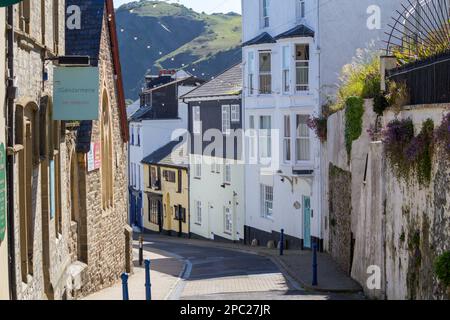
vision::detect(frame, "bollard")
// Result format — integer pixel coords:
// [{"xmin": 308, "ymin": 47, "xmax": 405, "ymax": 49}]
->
[
  {"xmin": 145, "ymin": 259, "xmax": 152, "ymax": 301},
  {"xmin": 312, "ymin": 242, "xmax": 318, "ymax": 286},
  {"xmin": 279, "ymin": 229, "xmax": 285, "ymax": 256},
  {"xmin": 121, "ymin": 273, "xmax": 129, "ymax": 300},
  {"xmin": 139, "ymin": 236, "xmax": 144, "ymax": 266}
]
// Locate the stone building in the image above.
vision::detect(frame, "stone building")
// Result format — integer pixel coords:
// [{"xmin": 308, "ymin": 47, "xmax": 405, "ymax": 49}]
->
[
  {"xmin": 6, "ymin": 0, "xmax": 72, "ymax": 300},
  {"xmin": 64, "ymin": 0, "xmax": 132, "ymax": 298},
  {"xmin": 0, "ymin": 6, "xmax": 9, "ymax": 301}
]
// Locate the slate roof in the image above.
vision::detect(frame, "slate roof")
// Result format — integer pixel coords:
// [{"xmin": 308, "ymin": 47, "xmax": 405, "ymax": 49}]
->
[
  {"xmin": 181, "ymin": 64, "xmax": 242, "ymax": 100},
  {"xmin": 129, "ymin": 106, "xmax": 154, "ymax": 122},
  {"xmin": 65, "ymin": 0, "xmax": 105, "ymax": 66},
  {"xmin": 274, "ymin": 24, "xmax": 315, "ymax": 40},
  {"xmin": 242, "ymin": 32, "xmax": 276, "ymax": 47},
  {"xmin": 141, "ymin": 140, "xmax": 189, "ymax": 169}
]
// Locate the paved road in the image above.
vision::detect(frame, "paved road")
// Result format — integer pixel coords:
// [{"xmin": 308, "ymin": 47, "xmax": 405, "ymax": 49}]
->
[{"xmin": 144, "ymin": 235, "xmax": 364, "ymax": 300}]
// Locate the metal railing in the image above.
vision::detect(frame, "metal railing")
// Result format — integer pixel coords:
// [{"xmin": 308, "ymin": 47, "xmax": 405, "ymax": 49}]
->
[{"xmin": 386, "ymin": 51, "xmax": 450, "ymax": 105}]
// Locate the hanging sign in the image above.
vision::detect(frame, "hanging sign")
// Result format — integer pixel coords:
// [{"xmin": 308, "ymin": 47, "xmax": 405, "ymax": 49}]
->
[
  {"xmin": 87, "ymin": 142, "xmax": 101, "ymax": 172},
  {"xmin": 0, "ymin": 143, "xmax": 6, "ymax": 241},
  {"xmin": 0, "ymin": 1, "xmax": 24, "ymax": 7},
  {"xmin": 53, "ymin": 67, "xmax": 99, "ymax": 120}
]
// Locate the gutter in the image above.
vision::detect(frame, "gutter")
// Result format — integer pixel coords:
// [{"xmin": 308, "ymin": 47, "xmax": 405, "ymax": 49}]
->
[{"xmin": 6, "ymin": 4, "xmax": 17, "ymax": 300}]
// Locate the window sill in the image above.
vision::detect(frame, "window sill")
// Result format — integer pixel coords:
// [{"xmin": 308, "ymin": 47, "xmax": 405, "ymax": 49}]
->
[{"xmin": 195, "ymin": 223, "xmax": 202, "ymax": 226}]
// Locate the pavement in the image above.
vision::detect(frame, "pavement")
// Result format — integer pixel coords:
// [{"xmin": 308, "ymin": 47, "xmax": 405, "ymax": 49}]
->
[
  {"xmin": 83, "ymin": 233, "xmax": 364, "ymax": 300},
  {"xmin": 83, "ymin": 245, "xmax": 185, "ymax": 300}
]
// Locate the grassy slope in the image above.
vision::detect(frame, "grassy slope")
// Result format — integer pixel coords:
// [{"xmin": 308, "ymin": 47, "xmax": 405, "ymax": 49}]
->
[{"xmin": 116, "ymin": 1, "xmax": 242, "ymax": 99}]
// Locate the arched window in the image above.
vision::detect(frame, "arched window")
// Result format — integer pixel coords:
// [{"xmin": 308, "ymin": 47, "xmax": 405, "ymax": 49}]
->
[
  {"xmin": 16, "ymin": 102, "xmax": 39, "ymax": 282},
  {"xmin": 101, "ymin": 89, "xmax": 114, "ymax": 210}
]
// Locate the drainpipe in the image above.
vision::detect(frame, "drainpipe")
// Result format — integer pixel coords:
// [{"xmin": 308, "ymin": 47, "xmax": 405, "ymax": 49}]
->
[{"xmin": 6, "ymin": 4, "xmax": 17, "ymax": 300}]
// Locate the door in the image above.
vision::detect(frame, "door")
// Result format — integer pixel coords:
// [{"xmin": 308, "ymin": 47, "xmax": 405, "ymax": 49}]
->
[
  {"xmin": 158, "ymin": 200, "xmax": 163, "ymax": 233},
  {"xmin": 303, "ymin": 196, "xmax": 311, "ymax": 249}
]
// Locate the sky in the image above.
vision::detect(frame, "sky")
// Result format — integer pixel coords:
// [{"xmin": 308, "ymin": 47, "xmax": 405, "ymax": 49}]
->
[{"xmin": 113, "ymin": 0, "xmax": 242, "ymax": 14}]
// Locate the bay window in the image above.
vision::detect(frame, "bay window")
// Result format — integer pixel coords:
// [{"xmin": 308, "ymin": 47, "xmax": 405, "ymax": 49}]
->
[
  {"xmin": 249, "ymin": 116, "xmax": 257, "ymax": 159},
  {"xmin": 296, "ymin": 115, "xmax": 311, "ymax": 161},
  {"xmin": 296, "ymin": 44, "xmax": 310, "ymax": 91},
  {"xmin": 259, "ymin": 51, "xmax": 272, "ymax": 94},
  {"xmin": 248, "ymin": 52, "xmax": 255, "ymax": 95},
  {"xmin": 282, "ymin": 46, "xmax": 291, "ymax": 93},
  {"xmin": 259, "ymin": 116, "xmax": 272, "ymax": 159},
  {"xmin": 284, "ymin": 115, "xmax": 291, "ymax": 162}
]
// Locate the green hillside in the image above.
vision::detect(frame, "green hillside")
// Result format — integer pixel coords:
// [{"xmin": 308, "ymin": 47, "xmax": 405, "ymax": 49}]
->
[{"xmin": 116, "ymin": 1, "xmax": 242, "ymax": 99}]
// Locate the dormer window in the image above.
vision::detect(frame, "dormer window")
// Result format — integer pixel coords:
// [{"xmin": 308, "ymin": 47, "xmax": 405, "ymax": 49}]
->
[{"xmin": 261, "ymin": 0, "xmax": 270, "ymax": 28}]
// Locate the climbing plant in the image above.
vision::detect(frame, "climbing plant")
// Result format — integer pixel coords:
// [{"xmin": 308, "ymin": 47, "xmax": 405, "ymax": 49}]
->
[
  {"xmin": 435, "ymin": 113, "xmax": 450, "ymax": 156},
  {"xmin": 383, "ymin": 118, "xmax": 415, "ymax": 180},
  {"xmin": 383, "ymin": 118, "xmax": 436, "ymax": 186},
  {"xmin": 434, "ymin": 251, "xmax": 450, "ymax": 287},
  {"xmin": 344, "ymin": 96, "xmax": 364, "ymax": 159}
]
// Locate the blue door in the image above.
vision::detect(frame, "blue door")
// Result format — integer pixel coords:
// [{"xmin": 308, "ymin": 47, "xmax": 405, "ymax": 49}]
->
[
  {"xmin": 303, "ymin": 196, "xmax": 311, "ymax": 249},
  {"xmin": 129, "ymin": 191, "xmax": 136, "ymax": 226}
]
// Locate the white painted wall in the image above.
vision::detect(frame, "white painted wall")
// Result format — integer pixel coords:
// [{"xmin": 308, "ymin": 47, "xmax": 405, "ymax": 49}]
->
[
  {"xmin": 242, "ymin": 0, "xmax": 403, "ymax": 246},
  {"xmin": 242, "ymin": 0, "xmax": 322, "ymax": 244},
  {"xmin": 128, "ymin": 84, "xmax": 194, "ymax": 192},
  {"xmin": 189, "ymin": 155, "xmax": 245, "ymax": 242}
]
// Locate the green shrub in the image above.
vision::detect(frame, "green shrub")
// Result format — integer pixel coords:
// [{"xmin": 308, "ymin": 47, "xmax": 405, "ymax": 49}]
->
[
  {"xmin": 345, "ymin": 96, "xmax": 365, "ymax": 159},
  {"xmin": 361, "ymin": 73, "xmax": 381, "ymax": 99},
  {"xmin": 373, "ymin": 94, "xmax": 389, "ymax": 116},
  {"xmin": 434, "ymin": 252, "xmax": 450, "ymax": 287}
]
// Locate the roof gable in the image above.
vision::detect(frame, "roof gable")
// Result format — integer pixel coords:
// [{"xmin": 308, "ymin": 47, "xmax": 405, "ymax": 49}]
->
[
  {"xmin": 242, "ymin": 32, "xmax": 276, "ymax": 47},
  {"xmin": 274, "ymin": 24, "xmax": 315, "ymax": 40},
  {"xmin": 141, "ymin": 140, "xmax": 188, "ymax": 168},
  {"xmin": 181, "ymin": 64, "xmax": 242, "ymax": 100}
]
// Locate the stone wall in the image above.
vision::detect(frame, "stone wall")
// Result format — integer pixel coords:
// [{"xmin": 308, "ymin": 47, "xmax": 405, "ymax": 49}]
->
[
  {"xmin": 70, "ymin": 12, "xmax": 132, "ymax": 298},
  {"xmin": 325, "ymin": 100, "xmax": 450, "ymax": 300},
  {"xmin": 11, "ymin": 0, "xmax": 73, "ymax": 300},
  {"xmin": 328, "ymin": 164, "xmax": 352, "ymax": 275}
]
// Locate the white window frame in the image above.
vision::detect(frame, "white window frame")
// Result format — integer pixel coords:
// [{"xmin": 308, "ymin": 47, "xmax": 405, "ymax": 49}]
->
[
  {"xmin": 295, "ymin": 44, "xmax": 310, "ymax": 92},
  {"xmin": 259, "ymin": 51, "xmax": 272, "ymax": 95},
  {"xmin": 296, "ymin": 114, "xmax": 311, "ymax": 162},
  {"xmin": 249, "ymin": 115, "xmax": 257, "ymax": 160},
  {"xmin": 248, "ymin": 51, "xmax": 255, "ymax": 96},
  {"xmin": 224, "ymin": 162, "xmax": 232, "ymax": 184},
  {"xmin": 224, "ymin": 206, "xmax": 233, "ymax": 234},
  {"xmin": 193, "ymin": 106, "xmax": 201, "ymax": 134},
  {"xmin": 130, "ymin": 126, "xmax": 134, "ymax": 146},
  {"xmin": 231, "ymin": 105, "xmax": 240, "ymax": 123},
  {"xmin": 260, "ymin": 184, "xmax": 273, "ymax": 219},
  {"xmin": 194, "ymin": 155, "xmax": 202, "ymax": 178},
  {"xmin": 137, "ymin": 126, "xmax": 141, "ymax": 146},
  {"xmin": 282, "ymin": 46, "xmax": 291, "ymax": 94},
  {"xmin": 195, "ymin": 201, "xmax": 202, "ymax": 225},
  {"xmin": 222, "ymin": 105, "xmax": 231, "ymax": 135},
  {"xmin": 283, "ymin": 115, "xmax": 291, "ymax": 163},
  {"xmin": 259, "ymin": 115, "xmax": 272, "ymax": 159},
  {"xmin": 261, "ymin": 0, "xmax": 270, "ymax": 28},
  {"xmin": 297, "ymin": 0, "xmax": 306, "ymax": 20}
]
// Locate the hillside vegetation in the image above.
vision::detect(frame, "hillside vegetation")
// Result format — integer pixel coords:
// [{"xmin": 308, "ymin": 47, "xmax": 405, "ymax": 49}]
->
[{"xmin": 116, "ymin": 1, "xmax": 242, "ymax": 99}]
